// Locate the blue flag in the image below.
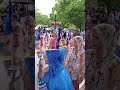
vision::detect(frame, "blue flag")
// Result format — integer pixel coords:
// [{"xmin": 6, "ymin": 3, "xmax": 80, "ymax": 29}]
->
[
  {"xmin": 4, "ymin": 0, "xmax": 13, "ymax": 35},
  {"xmin": 38, "ymin": 27, "xmax": 41, "ymax": 33},
  {"xmin": 36, "ymin": 31, "xmax": 40, "ymax": 41},
  {"xmin": 68, "ymin": 32, "xmax": 71, "ymax": 40}
]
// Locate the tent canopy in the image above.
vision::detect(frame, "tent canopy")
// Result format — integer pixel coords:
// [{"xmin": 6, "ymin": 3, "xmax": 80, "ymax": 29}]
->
[
  {"xmin": 50, "ymin": 22, "xmax": 61, "ymax": 26},
  {"xmin": 35, "ymin": 25, "xmax": 48, "ymax": 30},
  {"xmin": 63, "ymin": 28, "xmax": 69, "ymax": 33},
  {"xmin": 47, "ymin": 27, "xmax": 55, "ymax": 31}
]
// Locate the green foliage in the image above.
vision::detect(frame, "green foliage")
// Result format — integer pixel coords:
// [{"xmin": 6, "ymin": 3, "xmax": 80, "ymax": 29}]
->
[
  {"xmin": 35, "ymin": 8, "xmax": 50, "ymax": 26},
  {"xmin": 112, "ymin": 0, "xmax": 120, "ymax": 8},
  {"xmin": 35, "ymin": 0, "xmax": 120, "ymax": 29},
  {"xmin": 49, "ymin": 0, "xmax": 85, "ymax": 30},
  {"xmin": 85, "ymin": 0, "xmax": 98, "ymax": 6},
  {"xmin": 65, "ymin": 0, "xmax": 85, "ymax": 30},
  {"xmin": 0, "ymin": 8, "xmax": 7, "ymax": 14},
  {"xmin": 0, "ymin": 0, "xmax": 2, "ymax": 3},
  {"xmin": 86, "ymin": 0, "xmax": 120, "ymax": 11}
]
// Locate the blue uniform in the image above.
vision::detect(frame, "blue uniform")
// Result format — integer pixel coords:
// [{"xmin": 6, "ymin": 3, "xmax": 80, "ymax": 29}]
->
[{"xmin": 44, "ymin": 48, "xmax": 74, "ymax": 90}]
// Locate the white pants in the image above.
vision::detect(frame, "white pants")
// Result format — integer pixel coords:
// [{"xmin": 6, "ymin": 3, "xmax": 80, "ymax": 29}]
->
[{"xmin": 38, "ymin": 83, "xmax": 48, "ymax": 90}]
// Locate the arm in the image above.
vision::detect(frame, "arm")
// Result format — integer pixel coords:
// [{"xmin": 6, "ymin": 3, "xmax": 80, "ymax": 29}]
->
[
  {"xmin": 48, "ymin": 38, "xmax": 52, "ymax": 49},
  {"xmin": 41, "ymin": 66, "xmax": 49, "ymax": 80}
]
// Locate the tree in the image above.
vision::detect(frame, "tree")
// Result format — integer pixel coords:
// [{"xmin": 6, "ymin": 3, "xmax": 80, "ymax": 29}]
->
[
  {"xmin": 35, "ymin": 8, "xmax": 49, "ymax": 26},
  {"xmin": 112, "ymin": 0, "xmax": 120, "ymax": 8},
  {"xmin": 49, "ymin": 0, "xmax": 85, "ymax": 30},
  {"xmin": 65, "ymin": 0, "xmax": 85, "ymax": 31},
  {"xmin": 86, "ymin": 0, "xmax": 120, "ymax": 14}
]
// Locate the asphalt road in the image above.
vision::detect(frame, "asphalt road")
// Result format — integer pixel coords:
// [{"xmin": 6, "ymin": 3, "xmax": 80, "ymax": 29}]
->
[{"xmin": 0, "ymin": 58, "xmax": 24, "ymax": 90}]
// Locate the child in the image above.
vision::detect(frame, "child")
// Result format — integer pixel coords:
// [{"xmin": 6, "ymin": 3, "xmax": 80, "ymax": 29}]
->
[
  {"xmin": 59, "ymin": 38, "xmax": 67, "ymax": 48},
  {"xmin": 37, "ymin": 60, "xmax": 48, "ymax": 90},
  {"xmin": 43, "ymin": 49, "xmax": 75, "ymax": 90}
]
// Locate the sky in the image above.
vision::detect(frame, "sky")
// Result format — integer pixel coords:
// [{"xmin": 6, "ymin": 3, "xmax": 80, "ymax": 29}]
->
[{"xmin": 35, "ymin": 0, "xmax": 56, "ymax": 17}]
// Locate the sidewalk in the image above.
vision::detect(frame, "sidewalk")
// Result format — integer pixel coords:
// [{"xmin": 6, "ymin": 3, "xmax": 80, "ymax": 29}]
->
[{"xmin": 0, "ymin": 46, "xmax": 24, "ymax": 90}]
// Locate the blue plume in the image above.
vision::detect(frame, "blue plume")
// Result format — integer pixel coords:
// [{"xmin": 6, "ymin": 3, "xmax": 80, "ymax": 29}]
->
[{"xmin": 4, "ymin": 0, "xmax": 13, "ymax": 35}]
